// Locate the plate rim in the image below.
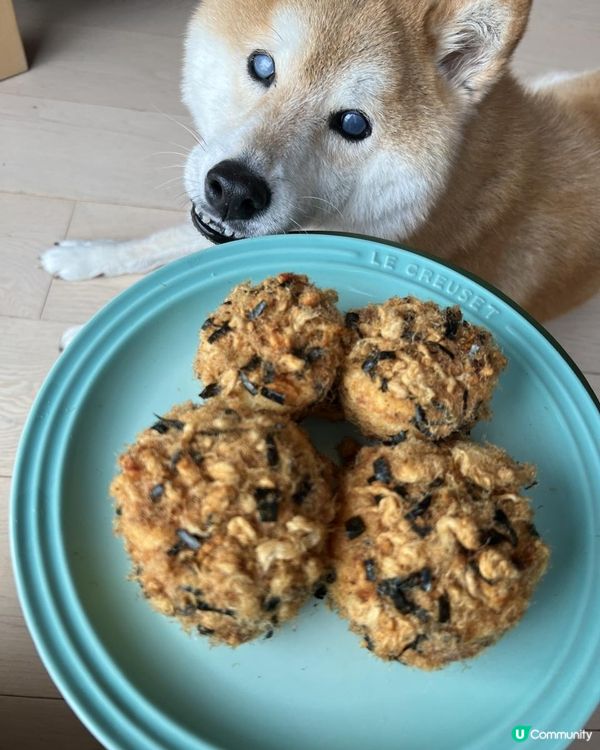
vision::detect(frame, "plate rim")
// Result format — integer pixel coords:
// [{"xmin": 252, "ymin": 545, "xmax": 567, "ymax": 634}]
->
[{"xmin": 10, "ymin": 231, "xmax": 600, "ymax": 750}]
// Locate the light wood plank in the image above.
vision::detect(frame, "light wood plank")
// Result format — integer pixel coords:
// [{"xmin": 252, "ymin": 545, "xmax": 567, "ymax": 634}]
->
[
  {"xmin": 41, "ymin": 201, "xmax": 186, "ymax": 324},
  {"xmin": 15, "ymin": 0, "xmax": 195, "ymax": 39},
  {"xmin": 0, "ymin": 478, "xmax": 62, "ymax": 698},
  {"xmin": 0, "ymin": 93, "xmax": 193, "ymax": 209},
  {"xmin": 0, "ymin": 317, "xmax": 65, "ymax": 475},
  {"xmin": 65, "ymin": 201, "xmax": 186, "ymax": 241},
  {"xmin": 0, "ymin": 695, "xmax": 102, "ymax": 749},
  {"xmin": 586, "ymin": 373, "xmax": 600, "ymax": 398},
  {"xmin": 0, "ymin": 193, "xmax": 74, "ymax": 320},
  {"xmin": 1, "ymin": 22, "xmax": 187, "ymax": 115},
  {"xmin": 514, "ymin": 0, "xmax": 600, "ymax": 78}
]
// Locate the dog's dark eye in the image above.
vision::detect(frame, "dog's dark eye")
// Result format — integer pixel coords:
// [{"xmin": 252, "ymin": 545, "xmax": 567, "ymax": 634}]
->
[
  {"xmin": 330, "ymin": 110, "xmax": 372, "ymax": 141},
  {"xmin": 248, "ymin": 51, "xmax": 275, "ymax": 86}
]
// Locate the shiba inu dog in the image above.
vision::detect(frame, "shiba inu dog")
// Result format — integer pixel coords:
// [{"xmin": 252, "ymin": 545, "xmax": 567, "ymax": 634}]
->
[{"xmin": 42, "ymin": 0, "xmax": 600, "ymax": 322}]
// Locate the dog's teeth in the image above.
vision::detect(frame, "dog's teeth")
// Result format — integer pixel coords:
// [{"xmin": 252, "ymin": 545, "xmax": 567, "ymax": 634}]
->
[
  {"xmin": 201, "ymin": 214, "xmax": 212, "ymax": 225},
  {"xmin": 223, "ymin": 228, "xmax": 234, "ymax": 237}
]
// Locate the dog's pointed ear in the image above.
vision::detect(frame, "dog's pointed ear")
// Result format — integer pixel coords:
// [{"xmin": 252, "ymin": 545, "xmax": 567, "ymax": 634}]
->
[{"xmin": 426, "ymin": 0, "xmax": 531, "ymax": 103}]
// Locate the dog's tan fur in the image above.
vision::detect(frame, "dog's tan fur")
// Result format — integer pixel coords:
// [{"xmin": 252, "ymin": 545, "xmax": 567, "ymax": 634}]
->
[
  {"xmin": 189, "ymin": 0, "xmax": 600, "ymax": 320},
  {"xmin": 41, "ymin": 0, "xmax": 599, "ymax": 325},
  {"xmin": 410, "ymin": 70, "xmax": 600, "ymax": 318}
]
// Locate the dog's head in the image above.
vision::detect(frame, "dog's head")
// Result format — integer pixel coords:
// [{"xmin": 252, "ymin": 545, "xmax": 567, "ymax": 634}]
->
[{"xmin": 182, "ymin": 0, "xmax": 530, "ymax": 244}]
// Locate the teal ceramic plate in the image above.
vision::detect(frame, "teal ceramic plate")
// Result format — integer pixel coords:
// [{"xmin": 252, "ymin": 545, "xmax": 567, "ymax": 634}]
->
[{"xmin": 11, "ymin": 233, "xmax": 600, "ymax": 750}]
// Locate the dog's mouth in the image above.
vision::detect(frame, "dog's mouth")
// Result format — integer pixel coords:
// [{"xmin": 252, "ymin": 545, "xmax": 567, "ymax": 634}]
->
[{"xmin": 190, "ymin": 205, "xmax": 247, "ymax": 245}]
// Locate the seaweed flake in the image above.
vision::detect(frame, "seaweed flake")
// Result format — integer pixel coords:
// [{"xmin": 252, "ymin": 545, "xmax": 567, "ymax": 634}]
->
[
  {"xmin": 239, "ymin": 370, "xmax": 259, "ymax": 395},
  {"xmin": 248, "ymin": 300, "xmax": 267, "ymax": 320},
  {"xmin": 292, "ymin": 477, "xmax": 312, "ymax": 505},
  {"xmin": 279, "ymin": 273, "xmax": 297, "ymax": 287},
  {"xmin": 420, "ymin": 568, "xmax": 432, "ymax": 592},
  {"xmin": 197, "ymin": 625, "xmax": 215, "ymax": 636},
  {"xmin": 399, "ymin": 633, "xmax": 428, "ymax": 656},
  {"xmin": 404, "ymin": 495, "xmax": 432, "ymax": 522},
  {"xmin": 152, "ymin": 414, "xmax": 185, "ymax": 433},
  {"xmin": 494, "ymin": 508, "xmax": 518, "ymax": 546},
  {"xmin": 265, "ymin": 434, "xmax": 279, "ymax": 467},
  {"xmin": 195, "ymin": 600, "xmax": 235, "ymax": 617},
  {"xmin": 345, "ymin": 515, "xmax": 366, "ymax": 540},
  {"xmin": 182, "ymin": 586, "xmax": 235, "ymax": 616},
  {"xmin": 201, "ymin": 316, "xmax": 215, "ymax": 331},
  {"xmin": 344, "ymin": 311, "xmax": 360, "ymax": 331},
  {"xmin": 199, "ymin": 382, "xmax": 221, "ymax": 399},
  {"xmin": 264, "ymin": 629, "xmax": 274, "ymax": 639},
  {"xmin": 176, "ymin": 603, "xmax": 197, "ymax": 616},
  {"xmin": 324, "ymin": 569, "xmax": 337, "ymax": 584},
  {"xmin": 262, "ymin": 361, "xmax": 276, "ymax": 384},
  {"xmin": 389, "ymin": 568, "xmax": 432, "ymax": 592},
  {"xmin": 364, "ymin": 635, "xmax": 375, "ymax": 651},
  {"xmin": 263, "ymin": 596, "xmax": 280, "ymax": 612},
  {"xmin": 444, "ymin": 307, "xmax": 462, "ymax": 340},
  {"xmin": 363, "ymin": 558, "xmax": 377, "ymax": 582},
  {"xmin": 480, "ymin": 528, "xmax": 510, "ymax": 547},
  {"xmin": 362, "ymin": 350, "xmax": 381, "ymax": 379},
  {"xmin": 527, "ymin": 522, "xmax": 540, "ymax": 538},
  {"xmin": 180, "ymin": 585, "xmax": 203, "ymax": 596},
  {"xmin": 313, "ymin": 583, "xmax": 328, "ymax": 599},
  {"xmin": 462, "ymin": 388, "xmax": 469, "ymax": 413},
  {"xmin": 426, "ymin": 341, "xmax": 455, "ymax": 359},
  {"xmin": 170, "ymin": 450, "xmax": 184, "ymax": 467},
  {"xmin": 382, "ymin": 431, "xmax": 406, "ymax": 446},
  {"xmin": 260, "ymin": 387, "xmax": 286, "ymax": 405},
  {"xmin": 167, "ymin": 541, "xmax": 185, "ymax": 556},
  {"xmin": 377, "ymin": 579, "xmax": 415, "ymax": 615},
  {"xmin": 207, "ymin": 322, "xmax": 232, "ymax": 344},
  {"xmin": 149, "ymin": 483, "xmax": 164, "ymax": 502},
  {"xmin": 438, "ymin": 594, "xmax": 451, "ymax": 623},
  {"xmin": 372, "ymin": 456, "xmax": 392, "ymax": 484},
  {"xmin": 412, "ymin": 404, "xmax": 434, "ymax": 439},
  {"xmin": 255, "ymin": 487, "xmax": 281, "ymax": 522},
  {"xmin": 380, "ymin": 378, "xmax": 389, "ymax": 393},
  {"xmin": 176, "ymin": 528, "xmax": 202, "ymax": 550},
  {"xmin": 242, "ymin": 355, "xmax": 261, "ymax": 371},
  {"xmin": 305, "ymin": 347, "xmax": 324, "ymax": 363},
  {"xmin": 410, "ymin": 522, "xmax": 432, "ymax": 539}
]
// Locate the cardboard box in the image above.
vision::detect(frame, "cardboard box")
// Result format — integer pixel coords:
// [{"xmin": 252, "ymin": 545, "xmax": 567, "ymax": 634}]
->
[{"xmin": 0, "ymin": 0, "xmax": 27, "ymax": 81}]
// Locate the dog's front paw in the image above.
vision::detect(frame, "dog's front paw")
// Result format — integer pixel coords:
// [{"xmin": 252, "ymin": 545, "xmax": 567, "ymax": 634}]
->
[{"xmin": 41, "ymin": 239, "xmax": 118, "ymax": 281}]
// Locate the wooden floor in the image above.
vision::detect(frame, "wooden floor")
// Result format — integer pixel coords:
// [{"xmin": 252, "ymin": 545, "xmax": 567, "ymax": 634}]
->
[{"xmin": 1, "ymin": 0, "xmax": 598, "ymax": 747}]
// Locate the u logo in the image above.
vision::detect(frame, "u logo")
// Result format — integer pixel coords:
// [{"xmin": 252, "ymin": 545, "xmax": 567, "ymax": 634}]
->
[{"xmin": 512, "ymin": 725, "xmax": 531, "ymax": 742}]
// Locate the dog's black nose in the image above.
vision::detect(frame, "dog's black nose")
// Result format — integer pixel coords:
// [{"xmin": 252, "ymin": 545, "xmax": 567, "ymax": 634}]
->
[{"xmin": 205, "ymin": 160, "xmax": 271, "ymax": 222}]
